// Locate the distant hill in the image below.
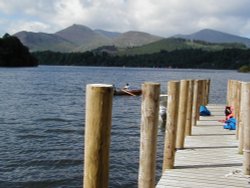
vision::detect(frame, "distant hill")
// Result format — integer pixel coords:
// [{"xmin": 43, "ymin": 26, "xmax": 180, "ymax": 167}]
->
[
  {"xmin": 14, "ymin": 24, "xmax": 162, "ymax": 52},
  {"xmin": 174, "ymin": 29, "xmax": 250, "ymax": 47},
  {"xmin": 113, "ymin": 31, "xmax": 163, "ymax": 47},
  {"xmin": 114, "ymin": 37, "xmax": 247, "ymax": 55},
  {"xmin": 14, "ymin": 31, "xmax": 76, "ymax": 52},
  {"xmin": 55, "ymin": 24, "xmax": 113, "ymax": 51}
]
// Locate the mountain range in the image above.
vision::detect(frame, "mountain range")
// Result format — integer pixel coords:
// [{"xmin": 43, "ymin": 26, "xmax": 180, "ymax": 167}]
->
[
  {"xmin": 174, "ymin": 29, "xmax": 250, "ymax": 47},
  {"xmin": 13, "ymin": 24, "xmax": 250, "ymax": 53}
]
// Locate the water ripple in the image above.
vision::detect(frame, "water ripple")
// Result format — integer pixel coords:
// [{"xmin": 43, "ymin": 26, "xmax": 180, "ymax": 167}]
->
[{"xmin": 0, "ymin": 66, "xmax": 249, "ymax": 188}]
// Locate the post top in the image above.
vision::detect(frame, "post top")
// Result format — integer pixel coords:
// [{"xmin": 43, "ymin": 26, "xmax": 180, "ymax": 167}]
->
[{"xmin": 87, "ymin": 84, "xmax": 113, "ymax": 88}]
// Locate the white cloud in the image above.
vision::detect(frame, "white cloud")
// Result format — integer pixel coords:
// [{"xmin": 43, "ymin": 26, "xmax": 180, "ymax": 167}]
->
[
  {"xmin": 9, "ymin": 21, "xmax": 50, "ymax": 34},
  {"xmin": 1, "ymin": 0, "xmax": 250, "ymax": 38}
]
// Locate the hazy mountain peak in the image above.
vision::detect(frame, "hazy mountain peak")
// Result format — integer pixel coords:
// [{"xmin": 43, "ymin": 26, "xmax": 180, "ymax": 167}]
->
[
  {"xmin": 175, "ymin": 28, "xmax": 250, "ymax": 47},
  {"xmin": 113, "ymin": 31, "xmax": 163, "ymax": 47},
  {"xmin": 55, "ymin": 24, "xmax": 94, "ymax": 44},
  {"xmin": 57, "ymin": 24, "xmax": 92, "ymax": 33}
]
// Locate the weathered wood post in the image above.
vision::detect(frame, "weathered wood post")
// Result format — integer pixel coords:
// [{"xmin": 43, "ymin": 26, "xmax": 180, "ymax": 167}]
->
[
  {"xmin": 229, "ymin": 80, "xmax": 238, "ymax": 110},
  {"xmin": 229, "ymin": 80, "xmax": 239, "ymax": 139},
  {"xmin": 176, "ymin": 80, "xmax": 189, "ymax": 149},
  {"xmin": 227, "ymin": 80, "xmax": 233, "ymax": 106},
  {"xmin": 226, "ymin": 80, "xmax": 240, "ymax": 138},
  {"xmin": 138, "ymin": 82, "xmax": 160, "ymax": 188},
  {"xmin": 238, "ymin": 81, "xmax": 244, "ymax": 154},
  {"xmin": 162, "ymin": 81, "xmax": 180, "ymax": 171},
  {"xmin": 195, "ymin": 80, "xmax": 203, "ymax": 121},
  {"xmin": 205, "ymin": 79, "xmax": 210, "ymax": 105},
  {"xmin": 201, "ymin": 79, "xmax": 209, "ymax": 106},
  {"xmin": 83, "ymin": 84, "xmax": 113, "ymax": 188},
  {"xmin": 200, "ymin": 80, "xmax": 206, "ymax": 106},
  {"xmin": 242, "ymin": 82, "xmax": 250, "ymax": 175},
  {"xmin": 185, "ymin": 79, "xmax": 194, "ymax": 136},
  {"xmin": 191, "ymin": 80, "xmax": 199, "ymax": 127},
  {"xmin": 235, "ymin": 80, "xmax": 241, "ymax": 139}
]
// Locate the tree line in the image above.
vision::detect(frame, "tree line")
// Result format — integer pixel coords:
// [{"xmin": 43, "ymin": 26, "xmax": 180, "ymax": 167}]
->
[
  {"xmin": 33, "ymin": 48, "xmax": 250, "ymax": 70},
  {"xmin": 0, "ymin": 34, "xmax": 38, "ymax": 67}
]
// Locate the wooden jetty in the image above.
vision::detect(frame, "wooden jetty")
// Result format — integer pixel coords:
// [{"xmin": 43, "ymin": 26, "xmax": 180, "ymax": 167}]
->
[
  {"xmin": 156, "ymin": 104, "xmax": 250, "ymax": 188},
  {"xmin": 83, "ymin": 80, "xmax": 250, "ymax": 188}
]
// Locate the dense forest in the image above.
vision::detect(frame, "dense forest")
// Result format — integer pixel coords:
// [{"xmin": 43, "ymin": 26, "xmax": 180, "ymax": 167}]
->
[
  {"xmin": 0, "ymin": 34, "xmax": 38, "ymax": 67},
  {"xmin": 33, "ymin": 48, "xmax": 250, "ymax": 70}
]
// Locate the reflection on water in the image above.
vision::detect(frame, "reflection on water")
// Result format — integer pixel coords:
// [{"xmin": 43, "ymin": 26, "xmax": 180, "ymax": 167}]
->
[{"xmin": 0, "ymin": 66, "xmax": 249, "ymax": 187}]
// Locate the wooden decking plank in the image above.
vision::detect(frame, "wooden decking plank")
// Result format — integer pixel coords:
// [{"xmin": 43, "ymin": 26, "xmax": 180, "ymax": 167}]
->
[
  {"xmin": 159, "ymin": 174, "xmax": 249, "ymax": 187},
  {"xmin": 158, "ymin": 168, "xmax": 250, "ymax": 187},
  {"xmin": 208, "ymin": 111, "xmax": 225, "ymax": 115},
  {"xmin": 199, "ymin": 116, "xmax": 225, "ymax": 120},
  {"xmin": 157, "ymin": 179, "xmax": 245, "ymax": 188},
  {"xmin": 157, "ymin": 172, "xmax": 250, "ymax": 188},
  {"xmin": 164, "ymin": 171, "xmax": 250, "ymax": 183},
  {"xmin": 196, "ymin": 120, "xmax": 224, "ymax": 125},
  {"xmin": 156, "ymin": 104, "xmax": 249, "ymax": 188}
]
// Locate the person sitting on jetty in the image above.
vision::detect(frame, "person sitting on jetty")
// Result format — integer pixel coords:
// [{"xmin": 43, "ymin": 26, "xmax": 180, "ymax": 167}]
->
[
  {"xmin": 219, "ymin": 106, "xmax": 236, "ymax": 130},
  {"xmin": 123, "ymin": 83, "xmax": 130, "ymax": 90}
]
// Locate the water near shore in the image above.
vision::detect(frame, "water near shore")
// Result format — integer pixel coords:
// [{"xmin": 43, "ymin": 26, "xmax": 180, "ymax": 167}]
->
[{"xmin": 0, "ymin": 66, "xmax": 249, "ymax": 188}]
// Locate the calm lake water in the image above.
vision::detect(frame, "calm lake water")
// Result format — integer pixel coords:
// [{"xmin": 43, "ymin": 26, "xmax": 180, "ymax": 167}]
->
[{"xmin": 0, "ymin": 66, "xmax": 249, "ymax": 188}]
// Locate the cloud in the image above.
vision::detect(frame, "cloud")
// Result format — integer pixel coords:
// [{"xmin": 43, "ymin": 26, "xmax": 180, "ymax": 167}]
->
[
  {"xmin": 1, "ymin": 0, "xmax": 250, "ymax": 38},
  {"xmin": 8, "ymin": 21, "xmax": 50, "ymax": 34}
]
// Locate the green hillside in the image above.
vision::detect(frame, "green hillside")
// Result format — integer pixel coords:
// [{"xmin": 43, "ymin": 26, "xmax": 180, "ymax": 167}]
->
[{"xmin": 117, "ymin": 38, "xmax": 247, "ymax": 55}]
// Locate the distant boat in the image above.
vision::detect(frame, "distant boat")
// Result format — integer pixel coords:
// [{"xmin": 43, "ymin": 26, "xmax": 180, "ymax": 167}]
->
[{"xmin": 114, "ymin": 88, "xmax": 142, "ymax": 96}]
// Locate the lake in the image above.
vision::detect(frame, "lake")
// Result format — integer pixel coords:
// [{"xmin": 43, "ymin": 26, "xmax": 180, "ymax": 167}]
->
[{"xmin": 0, "ymin": 66, "xmax": 249, "ymax": 188}]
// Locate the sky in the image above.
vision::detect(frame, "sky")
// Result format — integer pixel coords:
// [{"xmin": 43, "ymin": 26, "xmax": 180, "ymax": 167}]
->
[{"xmin": 1, "ymin": 0, "xmax": 250, "ymax": 38}]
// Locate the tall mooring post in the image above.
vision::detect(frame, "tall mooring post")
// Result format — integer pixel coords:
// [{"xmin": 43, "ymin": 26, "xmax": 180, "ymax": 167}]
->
[
  {"xmin": 138, "ymin": 82, "xmax": 160, "ymax": 188},
  {"xmin": 191, "ymin": 80, "xmax": 199, "ymax": 127},
  {"xmin": 241, "ymin": 82, "xmax": 250, "ymax": 175},
  {"xmin": 238, "ymin": 81, "xmax": 244, "ymax": 154},
  {"xmin": 83, "ymin": 84, "xmax": 113, "ymax": 188},
  {"xmin": 162, "ymin": 81, "xmax": 180, "ymax": 171},
  {"xmin": 176, "ymin": 80, "xmax": 189, "ymax": 149},
  {"xmin": 185, "ymin": 79, "xmax": 194, "ymax": 136}
]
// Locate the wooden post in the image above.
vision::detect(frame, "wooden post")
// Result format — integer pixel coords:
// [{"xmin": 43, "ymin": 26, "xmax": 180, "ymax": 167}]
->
[
  {"xmin": 196, "ymin": 80, "xmax": 203, "ymax": 121},
  {"xmin": 242, "ymin": 82, "xmax": 250, "ymax": 175},
  {"xmin": 176, "ymin": 80, "xmax": 189, "ymax": 149},
  {"xmin": 83, "ymin": 84, "xmax": 113, "ymax": 188},
  {"xmin": 205, "ymin": 79, "xmax": 210, "ymax": 105},
  {"xmin": 201, "ymin": 79, "xmax": 209, "ymax": 106},
  {"xmin": 162, "ymin": 81, "xmax": 180, "ymax": 171},
  {"xmin": 238, "ymin": 81, "xmax": 244, "ymax": 154},
  {"xmin": 227, "ymin": 80, "xmax": 233, "ymax": 106},
  {"xmin": 185, "ymin": 80, "xmax": 194, "ymax": 136},
  {"xmin": 200, "ymin": 80, "xmax": 206, "ymax": 106},
  {"xmin": 235, "ymin": 81, "xmax": 241, "ymax": 139},
  {"xmin": 191, "ymin": 80, "xmax": 199, "ymax": 127},
  {"xmin": 230, "ymin": 80, "xmax": 237, "ymax": 110},
  {"xmin": 138, "ymin": 82, "xmax": 160, "ymax": 188},
  {"xmin": 230, "ymin": 80, "xmax": 239, "ymax": 139}
]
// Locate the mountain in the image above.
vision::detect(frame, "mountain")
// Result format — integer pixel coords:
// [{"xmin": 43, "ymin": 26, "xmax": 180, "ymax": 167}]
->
[
  {"xmin": 14, "ymin": 26, "xmax": 250, "ymax": 53},
  {"xmin": 174, "ymin": 29, "xmax": 250, "ymax": 47},
  {"xmin": 14, "ymin": 31, "xmax": 77, "ymax": 52},
  {"xmin": 55, "ymin": 24, "xmax": 113, "ymax": 51},
  {"xmin": 14, "ymin": 24, "xmax": 162, "ymax": 52},
  {"xmin": 113, "ymin": 31, "xmax": 163, "ymax": 47},
  {"xmin": 116, "ymin": 37, "xmax": 246, "ymax": 55},
  {"xmin": 94, "ymin": 29, "xmax": 121, "ymax": 39}
]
